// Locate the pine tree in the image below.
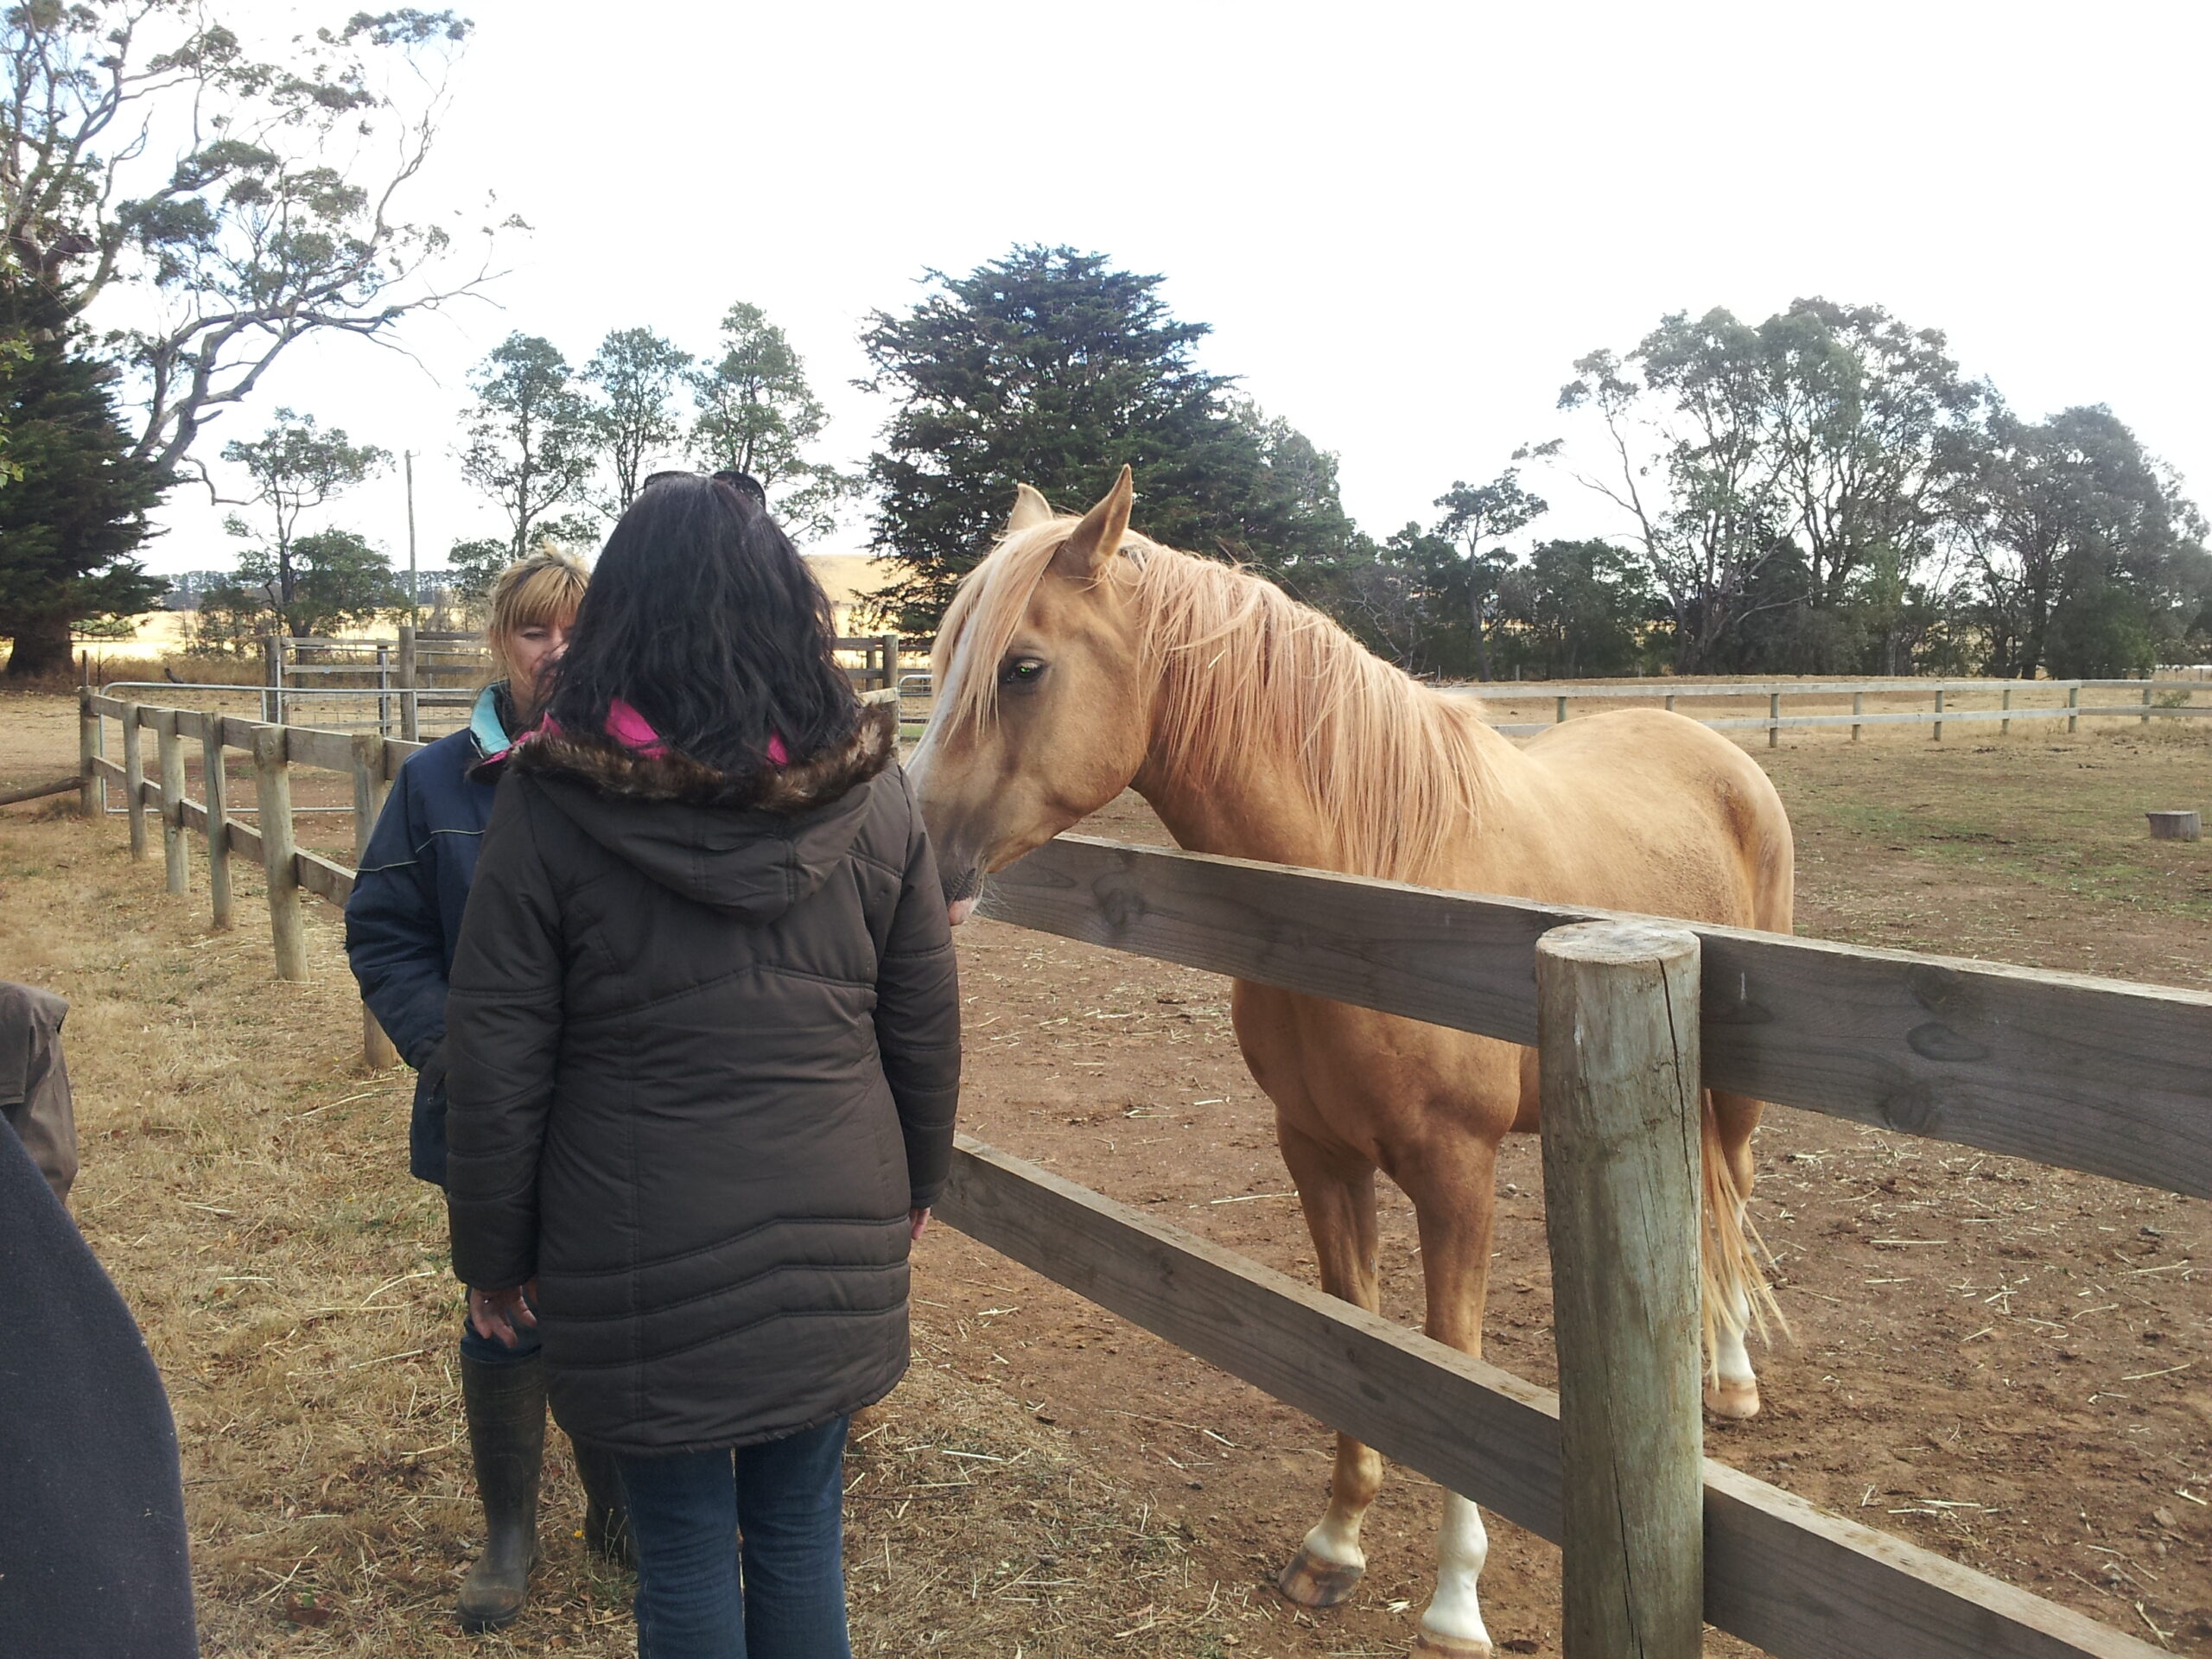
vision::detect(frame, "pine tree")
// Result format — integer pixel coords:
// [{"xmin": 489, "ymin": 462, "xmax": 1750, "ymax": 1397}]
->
[
  {"xmin": 0, "ymin": 289, "xmax": 169, "ymax": 676},
  {"xmin": 860, "ymin": 246, "xmax": 1363, "ymax": 634}
]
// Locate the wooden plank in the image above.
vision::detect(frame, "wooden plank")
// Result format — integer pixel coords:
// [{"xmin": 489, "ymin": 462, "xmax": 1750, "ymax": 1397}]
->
[
  {"xmin": 938, "ymin": 1135, "xmax": 1565, "ymax": 1538},
  {"xmin": 976, "ymin": 836, "xmax": 2212, "ymax": 1198},
  {"xmin": 283, "ymin": 724, "xmax": 359, "ymax": 774},
  {"xmin": 296, "ymin": 849, "xmax": 355, "ymax": 906},
  {"xmin": 1537, "ymin": 923, "xmax": 1704, "ymax": 1659},
  {"xmin": 0, "ymin": 776, "xmax": 79, "ymax": 807},
  {"xmin": 91, "ymin": 755, "xmax": 124, "ymax": 784},
  {"xmin": 940, "ymin": 1136, "xmax": 2157, "ymax": 1659},
  {"xmin": 200, "ymin": 721, "xmax": 233, "ymax": 928}
]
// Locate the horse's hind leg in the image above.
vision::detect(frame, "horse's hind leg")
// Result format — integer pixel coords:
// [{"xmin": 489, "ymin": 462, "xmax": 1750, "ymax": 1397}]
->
[
  {"xmin": 1705, "ymin": 1089, "xmax": 1767, "ymax": 1420},
  {"xmin": 1274, "ymin": 1122, "xmax": 1385, "ymax": 1608}
]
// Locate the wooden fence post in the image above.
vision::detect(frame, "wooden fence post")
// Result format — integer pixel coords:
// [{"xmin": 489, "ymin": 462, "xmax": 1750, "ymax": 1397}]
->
[
  {"xmin": 1934, "ymin": 687, "xmax": 1945, "ymax": 743},
  {"xmin": 352, "ymin": 734, "xmax": 400, "ymax": 1068},
  {"xmin": 377, "ymin": 643, "xmax": 392, "ymax": 736},
  {"xmin": 1555, "ymin": 695, "xmax": 1568, "ymax": 725},
  {"xmin": 397, "ymin": 623, "xmax": 419, "ymax": 741},
  {"xmin": 262, "ymin": 636, "xmax": 283, "ymax": 724},
  {"xmin": 1851, "ymin": 690, "xmax": 1863, "ymax": 743},
  {"xmin": 1536, "ymin": 918, "xmax": 1705, "ymax": 1659},
  {"xmin": 202, "ymin": 718, "xmax": 233, "ymax": 930},
  {"xmin": 251, "ymin": 726, "xmax": 308, "ymax": 981},
  {"xmin": 2000, "ymin": 687, "xmax": 2011, "ymax": 736},
  {"xmin": 122, "ymin": 702, "xmax": 148, "ymax": 860},
  {"xmin": 156, "ymin": 709, "xmax": 190, "ymax": 894},
  {"xmin": 880, "ymin": 632, "xmax": 899, "ymax": 695},
  {"xmin": 2143, "ymin": 683, "xmax": 2154, "ymax": 727},
  {"xmin": 2068, "ymin": 684, "xmax": 2079, "ymax": 735},
  {"xmin": 1663, "ymin": 693, "xmax": 1675, "ymax": 714},
  {"xmin": 1767, "ymin": 691, "xmax": 1780, "ymax": 749},
  {"xmin": 77, "ymin": 689, "xmax": 99, "ymax": 817}
]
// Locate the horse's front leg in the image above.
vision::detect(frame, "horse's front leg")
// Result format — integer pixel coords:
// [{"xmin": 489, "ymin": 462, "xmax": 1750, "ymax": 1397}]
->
[
  {"xmin": 1274, "ymin": 1119, "xmax": 1386, "ymax": 1608},
  {"xmin": 1397, "ymin": 1128, "xmax": 1503, "ymax": 1659}
]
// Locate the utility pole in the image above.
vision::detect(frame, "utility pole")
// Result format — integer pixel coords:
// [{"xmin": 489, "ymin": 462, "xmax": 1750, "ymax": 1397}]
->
[{"xmin": 404, "ymin": 449, "xmax": 419, "ymax": 622}]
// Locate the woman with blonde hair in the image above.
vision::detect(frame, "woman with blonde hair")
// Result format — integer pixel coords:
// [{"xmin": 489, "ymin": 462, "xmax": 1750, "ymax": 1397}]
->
[{"xmin": 346, "ymin": 544, "xmax": 626, "ymax": 1629}]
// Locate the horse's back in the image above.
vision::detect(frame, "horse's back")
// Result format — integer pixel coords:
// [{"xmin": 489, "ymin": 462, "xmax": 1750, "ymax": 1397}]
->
[{"xmin": 1485, "ymin": 707, "xmax": 1793, "ymax": 932}]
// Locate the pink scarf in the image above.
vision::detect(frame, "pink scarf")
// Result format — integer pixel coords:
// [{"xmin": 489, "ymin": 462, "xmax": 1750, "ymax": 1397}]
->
[{"xmin": 524, "ymin": 698, "xmax": 788, "ymax": 766}]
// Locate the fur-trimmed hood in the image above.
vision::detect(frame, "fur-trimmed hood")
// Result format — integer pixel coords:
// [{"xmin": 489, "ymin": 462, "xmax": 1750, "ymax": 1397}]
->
[
  {"xmin": 499, "ymin": 702, "xmax": 904, "ymax": 923},
  {"xmin": 499, "ymin": 700, "xmax": 897, "ymax": 815}
]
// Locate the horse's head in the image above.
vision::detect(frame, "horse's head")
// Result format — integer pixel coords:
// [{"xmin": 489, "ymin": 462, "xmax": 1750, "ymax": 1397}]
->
[{"xmin": 909, "ymin": 467, "xmax": 1154, "ymax": 924}]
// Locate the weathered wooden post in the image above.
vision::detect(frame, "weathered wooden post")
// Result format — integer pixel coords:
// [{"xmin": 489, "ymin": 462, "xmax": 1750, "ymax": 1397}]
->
[
  {"xmin": 201, "ymin": 718, "xmax": 233, "ymax": 929},
  {"xmin": 1851, "ymin": 690, "xmax": 1863, "ymax": 743},
  {"xmin": 2000, "ymin": 686, "xmax": 2012, "ymax": 736},
  {"xmin": 122, "ymin": 702, "xmax": 148, "ymax": 860},
  {"xmin": 2147, "ymin": 810, "xmax": 2201, "ymax": 842},
  {"xmin": 77, "ymin": 689, "xmax": 100, "ymax": 817},
  {"xmin": 1555, "ymin": 695, "xmax": 1568, "ymax": 725},
  {"xmin": 1934, "ymin": 686, "xmax": 1945, "ymax": 743},
  {"xmin": 156, "ymin": 709, "xmax": 190, "ymax": 894},
  {"xmin": 261, "ymin": 636, "xmax": 283, "ymax": 724},
  {"xmin": 1536, "ymin": 919, "xmax": 1705, "ymax": 1659},
  {"xmin": 2143, "ymin": 682, "xmax": 2154, "ymax": 727},
  {"xmin": 251, "ymin": 726, "xmax": 308, "ymax": 981},
  {"xmin": 397, "ymin": 622, "xmax": 419, "ymax": 741},
  {"xmin": 1767, "ymin": 691, "xmax": 1780, "ymax": 749},
  {"xmin": 879, "ymin": 632, "xmax": 899, "ymax": 696},
  {"xmin": 376, "ymin": 643, "xmax": 392, "ymax": 736},
  {"xmin": 1663, "ymin": 693, "xmax": 1675, "ymax": 714},
  {"xmin": 2068, "ymin": 684, "xmax": 2080, "ymax": 736},
  {"xmin": 352, "ymin": 734, "xmax": 400, "ymax": 1068}
]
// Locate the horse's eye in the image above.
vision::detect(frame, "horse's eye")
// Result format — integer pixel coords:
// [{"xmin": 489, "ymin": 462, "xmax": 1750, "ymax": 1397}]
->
[{"xmin": 999, "ymin": 658, "xmax": 1046, "ymax": 689}]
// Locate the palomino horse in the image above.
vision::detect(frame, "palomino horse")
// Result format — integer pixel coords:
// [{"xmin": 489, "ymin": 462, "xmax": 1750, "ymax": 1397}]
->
[{"xmin": 909, "ymin": 468, "xmax": 1794, "ymax": 1657}]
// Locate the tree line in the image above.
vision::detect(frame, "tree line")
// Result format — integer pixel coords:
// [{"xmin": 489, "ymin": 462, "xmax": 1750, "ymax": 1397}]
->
[{"xmin": 3, "ymin": 2, "xmax": 2204, "ymax": 681}]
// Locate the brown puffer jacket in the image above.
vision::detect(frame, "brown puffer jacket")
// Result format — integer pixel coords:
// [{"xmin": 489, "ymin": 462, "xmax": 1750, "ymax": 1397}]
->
[{"xmin": 442, "ymin": 702, "xmax": 960, "ymax": 1455}]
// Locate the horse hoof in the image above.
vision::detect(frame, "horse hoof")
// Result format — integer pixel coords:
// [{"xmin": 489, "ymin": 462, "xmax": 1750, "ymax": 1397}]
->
[
  {"xmin": 1410, "ymin": 1629, "xmax": 1494, "ymax": 1658},
  {"xmin": 1278, "ymin": 1548, "xmax": 1364, "ymax": 1606},
  {"xmin": 1705, "ymin": 1376, "xmax": 1761, "ymax": 1420}
]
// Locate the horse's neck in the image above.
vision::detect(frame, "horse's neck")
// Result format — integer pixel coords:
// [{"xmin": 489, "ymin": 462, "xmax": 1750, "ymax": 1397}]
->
[{"xmin": 1129, "ymin": 683, "xmax": 1528, "ymax": 883}]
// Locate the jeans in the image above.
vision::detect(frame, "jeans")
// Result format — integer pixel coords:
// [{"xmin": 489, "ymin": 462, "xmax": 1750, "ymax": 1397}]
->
[{"xmin": 614, "ymin": 1416, "xmax": 852, "ymax": 1659}]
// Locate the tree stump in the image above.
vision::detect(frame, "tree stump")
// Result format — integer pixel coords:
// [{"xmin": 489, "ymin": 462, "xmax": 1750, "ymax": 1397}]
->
[{"xmin": 2146, "ymin": 810, "xmax": 2201, "ymax": 842}]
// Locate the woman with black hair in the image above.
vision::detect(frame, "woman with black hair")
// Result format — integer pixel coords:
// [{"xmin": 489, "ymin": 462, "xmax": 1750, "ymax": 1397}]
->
[{"xmin": 442, "ymin": 475, "xmax": 961, "ymax": 1658}]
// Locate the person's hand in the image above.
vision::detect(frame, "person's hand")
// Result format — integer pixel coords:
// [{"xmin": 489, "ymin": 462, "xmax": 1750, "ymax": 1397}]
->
[
  {"xmin": 469, "ymin": 1280, "xmax": 538, "ymax": 1348},
  {"xmin": 909, "ymin": 1207, "xmax": 931, "ymax": 1243}
]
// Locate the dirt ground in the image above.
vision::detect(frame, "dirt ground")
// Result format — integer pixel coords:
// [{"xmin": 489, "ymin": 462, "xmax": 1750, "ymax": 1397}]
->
[{"xmin": 3, "ymin": 688, "xmax": 2209, "ymax": 1657}]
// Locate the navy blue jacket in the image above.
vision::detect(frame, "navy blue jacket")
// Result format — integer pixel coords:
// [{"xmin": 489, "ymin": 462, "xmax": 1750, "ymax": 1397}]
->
[{"xmin": 346, "ymin": 687, "xmax": 512, "ymax": 1186}]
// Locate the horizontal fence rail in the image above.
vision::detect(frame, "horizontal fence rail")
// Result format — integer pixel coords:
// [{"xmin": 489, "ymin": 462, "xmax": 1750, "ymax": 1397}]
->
[
  {"xmin": 73, "ymin": 692, "xmax": 2188, "ymax": 1659},
  {"xmin": 941, "ymin": 1136, "xmax": 2158, "ymax": 1659},
  {"xmin": 976, "ymin": 836, "xmax": 2212, "ymax": 1200}
]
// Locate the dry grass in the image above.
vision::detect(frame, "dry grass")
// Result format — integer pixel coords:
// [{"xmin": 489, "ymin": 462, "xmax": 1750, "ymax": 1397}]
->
[{"xmin": 0, "ymin": 792, "xmax": 1255, "ymax": 1656}]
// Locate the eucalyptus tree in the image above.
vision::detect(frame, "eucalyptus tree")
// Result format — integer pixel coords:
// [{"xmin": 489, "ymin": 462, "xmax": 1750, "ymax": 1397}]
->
[
  {"xmin": 584, "ymin": 326, "xmax": 691, "ymax": 512},
  {"xmin": 455, "ymin": 332, "xmax": 598, "ymax": 569},
  {"xmin": 690, "ymin": 302, "xmax": 849, "ymax": 539},
  {"xmin": 1434, "ymin": 469, "xmax": 1546, "ymax": 681},
  {"xmin": 222, "ymin": 410, "xmax": 390, "ymax": 635},
  {"xmin": 0, "ymin": 0, "xmax": 503, "ymax": 668}
]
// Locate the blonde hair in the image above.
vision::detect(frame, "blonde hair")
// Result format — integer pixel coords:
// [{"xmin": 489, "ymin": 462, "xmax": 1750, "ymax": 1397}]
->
[{"xmin": 485, "ymin": 544, "xmax": 590, "ymax": 677}]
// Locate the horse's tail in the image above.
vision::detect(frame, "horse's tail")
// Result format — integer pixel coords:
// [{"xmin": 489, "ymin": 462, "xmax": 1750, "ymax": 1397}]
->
[{"xmin": 1698, "ymin": 1095, "xmax": 1789, "ymax": 1369}]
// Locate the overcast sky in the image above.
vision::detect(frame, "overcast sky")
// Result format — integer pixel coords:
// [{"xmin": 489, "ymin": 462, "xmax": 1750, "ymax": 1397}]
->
[{"xmin": 135, "ymin": 0, "xmax": 2212, "ymax": 578}]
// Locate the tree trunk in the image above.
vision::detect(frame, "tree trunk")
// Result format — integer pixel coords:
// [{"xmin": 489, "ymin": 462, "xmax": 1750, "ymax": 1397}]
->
[{"xmin": 3, "ymin": 611, "xmax": 74, "ymax": 678}]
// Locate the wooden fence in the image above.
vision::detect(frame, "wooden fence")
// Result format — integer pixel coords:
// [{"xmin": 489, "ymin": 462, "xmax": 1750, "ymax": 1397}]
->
[
  {"xmin": 76, "ymin": 690, "xmax": 2201, "ymax": 1659},
  {"xmin": 1472, "ymin": 676, "xmax": 2208, "ymax": 747}
]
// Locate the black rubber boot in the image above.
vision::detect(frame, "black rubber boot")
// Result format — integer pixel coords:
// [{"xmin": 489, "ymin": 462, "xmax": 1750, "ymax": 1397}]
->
[
  {"xmin": 570, "ymin": 1437, "xmax": 634, "ymax": 1569},
  {"xmin": 455, "ymin": 1350, "xmax": 545, "ymax": 1630}
]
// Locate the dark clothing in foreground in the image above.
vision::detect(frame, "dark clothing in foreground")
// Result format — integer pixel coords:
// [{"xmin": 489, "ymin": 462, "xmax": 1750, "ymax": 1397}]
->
[
  {"xmin": 0, "ymin": 1122, "xmax": 197, "ymax": 1657},
  {"xmin": 345, "ymin": 687, "xmax": 513, "ymax": 1185},
  {"xmin": 616, "ymin": 1416, "xmax": 852, "ymax": 1659},
  {"xmin": 443, "ymin": 701, "xmax": 961, "ymax": 1457},
  {"xmin": 0, "ymin": 980, "xmax": 76, "ymax": 1202}
]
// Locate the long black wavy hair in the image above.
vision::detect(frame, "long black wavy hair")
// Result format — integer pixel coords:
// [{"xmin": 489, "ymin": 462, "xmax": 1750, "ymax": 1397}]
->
[{"xmin": 543, "ymin": 474, "xmax": 858, "ymax": 776}]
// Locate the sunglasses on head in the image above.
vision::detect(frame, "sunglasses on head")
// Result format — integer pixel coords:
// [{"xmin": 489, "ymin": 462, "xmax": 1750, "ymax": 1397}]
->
[{"xmin": 642, "ymin": 468, "xmax": 767, "ymax": 508}]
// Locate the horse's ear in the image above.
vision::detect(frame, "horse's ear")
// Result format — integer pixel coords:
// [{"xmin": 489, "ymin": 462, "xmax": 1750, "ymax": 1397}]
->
[
  {"xmin": 1006, "ymin": 483, "xmax": 1053, "ymax": 535},
  {"xmin": 1052, "ymin": 466, "xmax": 1134, "ymax": 582}
]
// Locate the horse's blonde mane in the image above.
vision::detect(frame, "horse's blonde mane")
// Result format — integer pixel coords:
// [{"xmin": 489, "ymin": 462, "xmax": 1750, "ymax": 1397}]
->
[{"xmin": 934, "ymin": 514, "xmax": 1492, "ymax": 882}]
